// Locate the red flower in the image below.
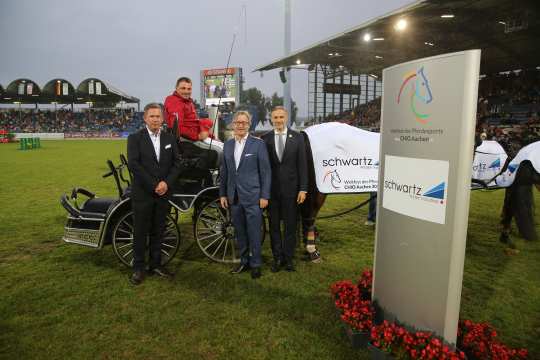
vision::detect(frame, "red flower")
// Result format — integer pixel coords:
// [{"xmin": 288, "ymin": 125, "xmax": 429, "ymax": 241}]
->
[{"xmin": 332, "ymin": 269, "xmax": 528, "ymax": 360}]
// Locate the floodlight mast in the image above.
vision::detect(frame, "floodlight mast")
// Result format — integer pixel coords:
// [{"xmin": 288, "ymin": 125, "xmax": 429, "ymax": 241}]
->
[{"xmin": 283, "ymin": 0, "xmax": 292, "ymax": 121}]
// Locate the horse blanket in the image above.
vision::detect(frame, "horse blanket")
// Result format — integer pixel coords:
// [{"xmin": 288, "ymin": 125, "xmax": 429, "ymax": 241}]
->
[{"xmin": 303, "ymin": 122, "xmax": 380, "ymax": 194}]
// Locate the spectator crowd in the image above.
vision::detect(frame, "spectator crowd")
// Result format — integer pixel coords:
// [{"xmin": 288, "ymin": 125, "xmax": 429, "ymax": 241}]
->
[
  {"xmin": 0, "ymin": 108, "xmax": 142, "ymax": 133},
  {"xmin": 310, "ymin": 68, "xmax": 540, "ymax": 147}
]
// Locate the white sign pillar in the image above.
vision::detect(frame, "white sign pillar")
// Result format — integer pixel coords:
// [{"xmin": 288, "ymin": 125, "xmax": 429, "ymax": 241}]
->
[{"xmin": 373, "ymin": 50, "xmax": 481, "ymax": 344}]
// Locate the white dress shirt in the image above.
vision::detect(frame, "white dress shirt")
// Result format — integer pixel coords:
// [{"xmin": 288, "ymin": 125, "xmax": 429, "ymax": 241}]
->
[
  {"xmin": 146, "ymin": 126, "xmax": 161, "ymax": 161},
  {"xmin": 234, "ymin": 133, "xmax": 249, "ymax": 170},
  {"xmin": 274, "ymin": 127, "xmax": 288, "ymax": 159}
]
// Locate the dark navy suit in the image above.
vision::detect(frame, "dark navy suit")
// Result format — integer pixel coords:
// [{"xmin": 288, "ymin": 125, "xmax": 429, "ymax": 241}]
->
[
  {"xmin": 219, "ymin": 135, "xmax": 271, "ymax": 268},
  {"xmin": 262, "ymin": 129, "xmax": 308, "ymax": 263}
]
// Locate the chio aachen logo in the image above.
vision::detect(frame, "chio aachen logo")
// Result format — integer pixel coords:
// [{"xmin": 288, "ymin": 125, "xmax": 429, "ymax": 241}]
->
[
  {"xmin": 323, "ymin": 169, "xmax": 342, "ymax": 190},
  {"xmin": 397, "ymin": 66, "xmax": 433, "ymax": 124},
  {"xmin": 384, "ymin": 179, "xmax": 446, "ymax": 204}
]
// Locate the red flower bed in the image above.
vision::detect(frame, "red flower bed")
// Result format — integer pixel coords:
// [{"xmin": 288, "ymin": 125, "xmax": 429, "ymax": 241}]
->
[{"xmin": 331, "ymin": 268, "xmax": 528, "ymax": 360}]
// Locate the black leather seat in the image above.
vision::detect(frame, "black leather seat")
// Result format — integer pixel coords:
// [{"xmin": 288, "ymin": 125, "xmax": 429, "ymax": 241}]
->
[{"xmin": 81, "ymin": 198, "xmax": 117, "ymax": 214}]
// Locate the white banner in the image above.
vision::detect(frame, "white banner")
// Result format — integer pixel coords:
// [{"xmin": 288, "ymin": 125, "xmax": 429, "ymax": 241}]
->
[
  {"xmin": 382, "ymin": 155, "xmax": 449, "ymax": 224},
  {"xmin": 14, "ymin": 133, "xmax": 64, "ymax": 140},
  {"xmin": 303, "ymin": 122, "xmax": 380, "ymax": 193}
]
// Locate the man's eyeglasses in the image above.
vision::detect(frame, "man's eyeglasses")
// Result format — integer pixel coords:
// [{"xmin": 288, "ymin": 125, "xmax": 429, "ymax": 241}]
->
[{"xmin": 232, "ymin": 121, "xmax": 249, "ymax": 127}]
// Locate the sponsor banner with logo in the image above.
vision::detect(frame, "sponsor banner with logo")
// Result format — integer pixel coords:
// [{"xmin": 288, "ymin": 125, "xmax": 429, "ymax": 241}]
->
[
  {"xmin": 64, "ymin": 132, "xmax": 121, "ymax": 139},
  {"xmin": 382, "ymin": 155, "xmax": 449, "ymax": 224},
  {"xmin": 14, "ymin": 133, "xmax": 64, "ymax": 140},
  {"xmin": 471, "ymin": 140, "xmax": 507, "ymax": 186},
  {"xmin": 303, "ymin": 122, "xmax": 380, "ymax": 194},
  {"xmin": 374, "ymin": 50, "xmax": 481, "ymax": 344}
]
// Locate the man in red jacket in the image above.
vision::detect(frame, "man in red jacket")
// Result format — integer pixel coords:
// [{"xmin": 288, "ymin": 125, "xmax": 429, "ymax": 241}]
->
[
  {"xmin": 164, "ymin": 77, "xmax": 208, "ymax": 141},
  {"xmin": 164, "ymin": 77, "xmax": 221, "ymax": 168}
]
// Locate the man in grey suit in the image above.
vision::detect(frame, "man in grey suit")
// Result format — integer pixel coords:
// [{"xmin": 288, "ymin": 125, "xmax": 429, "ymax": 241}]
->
[{"xmin": 219, "ymin": 111, "xmax": 271, "ymax": 279}]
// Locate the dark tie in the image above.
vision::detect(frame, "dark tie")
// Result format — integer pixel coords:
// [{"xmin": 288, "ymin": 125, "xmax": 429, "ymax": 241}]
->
[{"xmin": 277, "ymin": 133, "xmax": 284, "ymax": 162}]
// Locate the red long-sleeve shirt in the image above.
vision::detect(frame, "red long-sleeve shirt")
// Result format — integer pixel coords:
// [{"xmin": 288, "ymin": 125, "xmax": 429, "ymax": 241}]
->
[{"xmin": 163, "ymin": 92, "xmax": 200, "ymax": 141}]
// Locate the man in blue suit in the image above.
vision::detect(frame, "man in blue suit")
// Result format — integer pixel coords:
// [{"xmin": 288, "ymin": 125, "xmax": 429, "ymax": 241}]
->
[{"xmin": 219, "ymin": 111, "xmax": 271, "ymax": 279}]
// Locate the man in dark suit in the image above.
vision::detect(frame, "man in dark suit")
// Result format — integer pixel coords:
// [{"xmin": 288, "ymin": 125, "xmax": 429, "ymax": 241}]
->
[
  {"xmin": 219, "ymin": 111, "xmax": 271, "ymax": 279},
  {"xmin": 262, "ymin": 106, "xmax": 308, "ymax": 272},
  {"xmin": 127, "ymin": 103, "xmax": 182, "ymax": 285}
]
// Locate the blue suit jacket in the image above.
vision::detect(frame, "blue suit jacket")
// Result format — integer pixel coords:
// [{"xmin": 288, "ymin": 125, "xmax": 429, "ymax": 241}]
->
[{"xmin": 219, "ymin": 135, "xmax": 271, "ymax": 205}]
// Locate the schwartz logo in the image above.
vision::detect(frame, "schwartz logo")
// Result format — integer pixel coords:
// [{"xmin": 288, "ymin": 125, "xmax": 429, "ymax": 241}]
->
[
  {"xmin": 489, "ymin": 158, "xmax": 501, "ymax": 169},
  {"xmin": 322, "ymin": 156, "xmax": 377, "ymax": 167},
  {"xmin": 507, "ymin": 163, "xmax": 519, "ymax": 175},
  {"xmin": 384, "ymin": 179, "xmax": 446, "ymax": 204},
  {"xmin": 323, "ymin": 169, "xmax": 342, "ymax": 190},
  {"xmin": 397, "ymin": 66, "xmax": 433, "ymax": 124},
  {"xmin": 473, "ymin": 158, "xmax": 501, "ymax": 172}
]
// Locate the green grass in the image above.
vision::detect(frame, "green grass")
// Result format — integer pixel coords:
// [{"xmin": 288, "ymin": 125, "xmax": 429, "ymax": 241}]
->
[{"xmin": 0, "ymin": 140, "xmax": 539, "ymax": 359}]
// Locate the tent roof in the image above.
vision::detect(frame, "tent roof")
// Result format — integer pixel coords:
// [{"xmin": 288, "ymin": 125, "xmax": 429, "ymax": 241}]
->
[{"xmin": 254, "ymin": 0, "xmax": 540, "ymax": 77}]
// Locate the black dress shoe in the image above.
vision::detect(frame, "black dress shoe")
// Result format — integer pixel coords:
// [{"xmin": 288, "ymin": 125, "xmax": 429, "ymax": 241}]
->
[
  {"xmin": 270, "ymin": 260, "xmax": 281, "ymax": 273},
  {"xmin": 251, "ymin": 267, "xmax": 262, "ymax": 279},
  {"xmin": 129, "ymin": 270, "xmax": 145, "ymax": 285},
  {"xmin": 284, "ymin": 261, "xmax": 296, "ymax": 272},
  {"xmin": 150, "ymin": 267, "xmax": 174, "ymax": 278},
  {"xmin": 230, "ymin": 264, "xmax": 249, "ymax": 274}
]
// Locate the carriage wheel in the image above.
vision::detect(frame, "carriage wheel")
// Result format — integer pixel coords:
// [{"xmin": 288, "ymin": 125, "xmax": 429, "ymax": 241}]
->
[
  {"xmin": 194, "ymin": 198, "xmax": 266, "ymax": 264},
  {"xmin": 112, "ymin": 210, "xmax": 181, "ymax": 267}
]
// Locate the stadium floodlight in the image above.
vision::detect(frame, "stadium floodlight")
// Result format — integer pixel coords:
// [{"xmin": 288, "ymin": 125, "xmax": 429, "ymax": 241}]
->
[
  {"xmin": 424, "ymin": 42, "xmax": 435, "ymax": 46},
  {"xmin": 363, "ymin": 33, "xmax": 372, "ymax": 42},
  {"xmin": 375, "ymin": 55, "xmax": 383, "ymax": 59},
  {"xmin": 441, "ymin": 14, "xmax": 454, "ymax": 18},
  {"xmin": 328, "ymin": 53, "xmax": 334, "ymax": 56},
  {"xmin": 498, "ymin": 21, "xmax": 506, "ymax": 25},
  {"xmin": 296, "ymin": 59, "xmax": 301, "ymax": 65},
  {"xmin": 369, "ymin": 74, "xmax": 378, "ymax": 79},
  {"xmin": 373, "ymin": 37, "xmax": 385, "ymax": 41},
  {"xmin": 394, "ymin": 18, "xmax": 407, "ymax": 31}
]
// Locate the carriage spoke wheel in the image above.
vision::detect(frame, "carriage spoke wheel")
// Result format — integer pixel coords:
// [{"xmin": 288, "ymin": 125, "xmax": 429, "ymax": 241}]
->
[
  {"xmin": 112, "ymin": 210, "xmax": 181, "ymax": 267},
  {"xmin": 194, "ymin": 198, "xmax": 267, "ymax": 264},
  {"xmin": 194, "ymin": 199, "xmax": 238, "ymax": 263}
]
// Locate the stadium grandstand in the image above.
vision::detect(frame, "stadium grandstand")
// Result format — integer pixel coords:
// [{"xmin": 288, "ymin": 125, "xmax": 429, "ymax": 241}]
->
[
  {"xmin": 255, "ymin": 0, "xmax": 540, "ymax": 144},
  {"xmin": 0, "ymin": 77, "xmax": 142, "ymax": 137}
]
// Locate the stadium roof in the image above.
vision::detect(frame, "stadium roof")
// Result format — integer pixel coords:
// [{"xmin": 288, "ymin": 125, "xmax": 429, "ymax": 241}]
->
[
  {"xmin": 4, "ymin": 79, "xmax": 42, "ymax": 104},
  {"xmin": 42, "ymin": 78, "xmax": 76, "ymax": 103},
  {"xmin": 254, "ymin": 0, "xmax": 540, "ymax": 77},
  {"xmin": 77, "ymin": 78, "xmax": 140, "ymax": 104},
  {"xmin": 0, "ymin": 77, "xmax": 139, "ymax": 105}
]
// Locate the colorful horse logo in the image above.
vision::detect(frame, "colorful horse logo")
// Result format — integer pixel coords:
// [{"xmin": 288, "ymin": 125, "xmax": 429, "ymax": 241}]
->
[
  {"xmin": 323, "ymin": 169, "xmax": 342, "ymax": 190},
  {"xmin": 397, "ymin": 66, "xmax": 433, "ymax": 124}
]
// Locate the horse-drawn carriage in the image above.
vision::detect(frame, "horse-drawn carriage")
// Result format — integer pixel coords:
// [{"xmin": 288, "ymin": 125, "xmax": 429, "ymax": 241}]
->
[{"xmin": 60, "ymin": 154, "xmax": 256, "ymax": 266}]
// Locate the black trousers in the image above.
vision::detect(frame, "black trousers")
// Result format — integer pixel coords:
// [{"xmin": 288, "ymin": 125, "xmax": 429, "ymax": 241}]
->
[
  {"xmin": 132, "ymin": 198, "xmax": 170, "ymax": 271},
  {"xmin": 268, "ymin": 196, "xmax": 298, "ymax": 262}
]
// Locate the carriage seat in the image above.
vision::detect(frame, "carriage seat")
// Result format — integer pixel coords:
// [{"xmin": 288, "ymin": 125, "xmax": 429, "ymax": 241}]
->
[
  {"xmin": 62, "ymin": 188, "xmax": 118, "ymax": 219},
  {"xmin": 81, "ymin": 197, "xmax": 117, "ymax": 215}
]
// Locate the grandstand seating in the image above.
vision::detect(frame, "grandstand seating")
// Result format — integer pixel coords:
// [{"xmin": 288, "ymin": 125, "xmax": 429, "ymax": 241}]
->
[{"xmin": 0, "ymin": 108, "xmax": 143, "ymax": 133}]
